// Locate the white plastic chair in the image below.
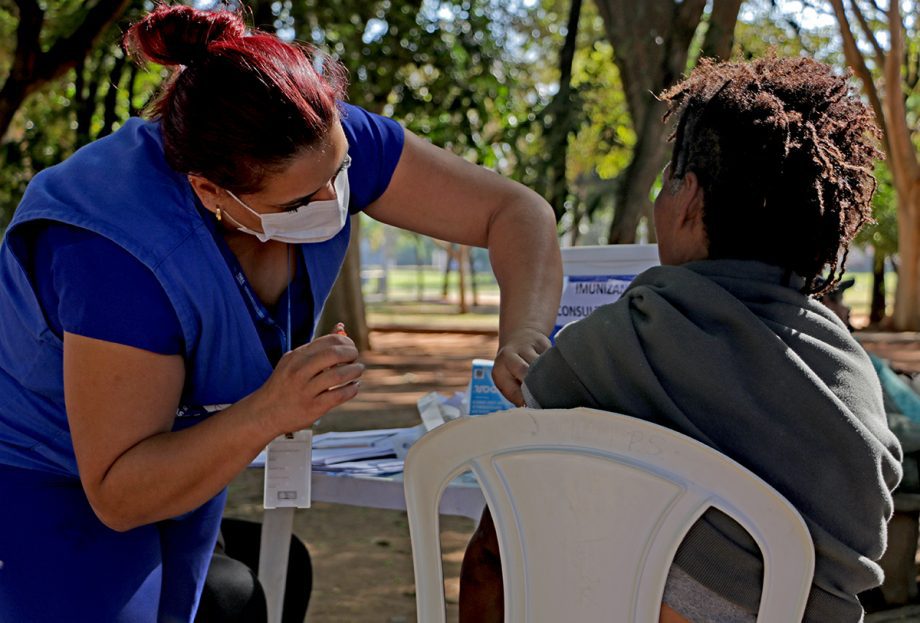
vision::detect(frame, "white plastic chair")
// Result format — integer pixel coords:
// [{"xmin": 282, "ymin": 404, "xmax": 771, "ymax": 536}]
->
[{"xmin": 403, "ymin": 407, "xmax": 814, "ymax": 622}]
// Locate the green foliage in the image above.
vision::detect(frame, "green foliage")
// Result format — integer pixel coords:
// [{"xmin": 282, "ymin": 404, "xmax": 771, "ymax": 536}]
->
[
  {"xmin": 733, "ymin": 0, "xmax": 840, "ymax": 63},
  {"xmin": 510, "ymin": 1, "xmax": 633, "ymax": 240},
  {"xmin": 855, "ymin": 162, "xmax": 899, "ymax": 258},
  {"xmin": 249, "ymin": 0, "xmax": 532, "ymax": 168},
  {"xmin": 0, "ymin": 83, "xmax": 74, "ymax": 228},
  {"xmin": 0, "ymin": 0, "xmax": 160, "ymax": 231},
  {"xmin": 568, "ymin": 36, "xmax": 632, "ymax": 185}
]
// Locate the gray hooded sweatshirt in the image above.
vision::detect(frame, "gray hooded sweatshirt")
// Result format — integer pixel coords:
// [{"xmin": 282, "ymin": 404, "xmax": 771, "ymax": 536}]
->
[{"xmin": 524, "ymin": 259, "xmax": 902, "ymax": 622}]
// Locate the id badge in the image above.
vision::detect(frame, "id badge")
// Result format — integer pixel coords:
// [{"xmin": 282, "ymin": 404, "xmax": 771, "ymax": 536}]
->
[{"xmin": 263, "ymin": 430, "xmax": 312, "ymax": 509}]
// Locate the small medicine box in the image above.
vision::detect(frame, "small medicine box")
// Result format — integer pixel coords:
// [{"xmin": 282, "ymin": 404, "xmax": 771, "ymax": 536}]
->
[{"xmin": 467, "ymin": 359, "xmax": 515, "ymax": 416}]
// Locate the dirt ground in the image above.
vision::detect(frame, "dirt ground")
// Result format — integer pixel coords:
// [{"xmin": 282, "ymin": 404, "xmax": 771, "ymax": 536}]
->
[
  {"xmin": 858, "ymin": 331, "xmax": 920, "ymax": 373},
  {"xmin": 222, "ymin": 328, "xmax": 920, "ymax": 623}
]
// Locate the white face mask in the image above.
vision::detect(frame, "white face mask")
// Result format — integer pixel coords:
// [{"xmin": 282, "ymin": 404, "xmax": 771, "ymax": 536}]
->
[{"xmin": 225, "ymin": 155, "xmax": 351, "ymax": 244}]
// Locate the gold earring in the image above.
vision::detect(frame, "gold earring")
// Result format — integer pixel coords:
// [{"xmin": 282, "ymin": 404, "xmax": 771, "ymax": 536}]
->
[{"xmin": 215, "ymin": 208, "xmax": 222, "ymax": 222}]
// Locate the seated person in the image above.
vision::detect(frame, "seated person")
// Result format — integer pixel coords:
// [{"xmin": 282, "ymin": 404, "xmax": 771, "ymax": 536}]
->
[{"xmin": 460, "ymin": 56, "xmax": 903, "ymax": 623}]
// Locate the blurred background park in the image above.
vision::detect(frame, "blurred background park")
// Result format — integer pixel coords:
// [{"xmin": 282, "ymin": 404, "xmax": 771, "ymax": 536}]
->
[
  {"xmin": 2, "ymin": 0, "xmax": 920, "ymax": 339},
  {"xmin": 6, "ymin": 2, "xmax": 920, "ymax": 621}
]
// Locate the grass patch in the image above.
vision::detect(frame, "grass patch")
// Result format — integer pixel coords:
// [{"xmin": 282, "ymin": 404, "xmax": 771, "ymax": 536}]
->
[
  {"xmin": 367, "ymin": 300, "xmax": 500, "ymax": 330},
  {"xmin": 842, "ymin": 271, "xmax": 897, "ymax": 317},
  {"xmin": 363, "ymin": 269, "xmax": 899, "ymax": 330}
]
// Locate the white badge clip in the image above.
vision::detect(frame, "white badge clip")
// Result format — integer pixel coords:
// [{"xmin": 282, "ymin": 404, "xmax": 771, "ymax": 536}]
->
[{"xmin": 263, "ymin": 430, "xmax": 312, "ymax": 509}]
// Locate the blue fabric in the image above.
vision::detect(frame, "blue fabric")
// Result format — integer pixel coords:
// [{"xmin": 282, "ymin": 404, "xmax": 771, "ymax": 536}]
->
[
  {"xmin": 0, "ymin": 464, "xmax": 225, "ymax": 623},
  {"xmin": 340, "ymin": 102, "xmax": 405, "ymax": 213},
  {"xmin": 0, "ymin": 104, "xmax": 402, "ymax": 622},
  {"xmin": 31, "ymin": 223, "xmax": 186, "ymax": 355},
  {"xmin": 28, "ymin": 220, "xmax": 315, "ymax": 363},
  {"xmin": 870, "ymin": 352, "xmax": 920, "ymax": 422},
  {"xmin": 0, "ymin": 118, "xmax": 281, "ymax": 477},
  {"xmin": 24, "ymin": 102, "xmax": 403, "ymax": 358}
]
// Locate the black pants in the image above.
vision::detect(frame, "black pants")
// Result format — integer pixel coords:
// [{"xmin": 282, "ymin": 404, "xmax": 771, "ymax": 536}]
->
[{"xmin": 195, "ymin": 518, "xmax": 312, "ymax": 623}]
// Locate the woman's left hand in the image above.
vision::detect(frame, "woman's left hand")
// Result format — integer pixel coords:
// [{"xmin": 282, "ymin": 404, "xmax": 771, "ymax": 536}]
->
[{"xmin": 492, "ymin": 327, "xmax": 552, "ymax": 406}]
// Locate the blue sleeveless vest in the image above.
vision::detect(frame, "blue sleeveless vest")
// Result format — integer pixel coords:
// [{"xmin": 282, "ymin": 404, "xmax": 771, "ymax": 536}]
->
[
  {"xmin": 0, "ymin": 119, "xmax": 351, "ymax": 622},
  {"xmin": 0, "ymin": 118, "xmax": 356, "ymax": 622},
  {"xmin": 0, "ymin": 118, "xmax": 350, "ymax": 477}
]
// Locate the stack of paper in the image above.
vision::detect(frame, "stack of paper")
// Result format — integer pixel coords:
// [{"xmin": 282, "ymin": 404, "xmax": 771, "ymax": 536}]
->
[
  {"xmin": 251, "ymin": 426, "xmax": 425, "ymax": 474},
  {"xmin": 312, "ymin": 428, "xmax": 406, "ymax": 465},
  {"xmin": 313, "ymin": 458, "xmax": 405, "ymax": 476}
]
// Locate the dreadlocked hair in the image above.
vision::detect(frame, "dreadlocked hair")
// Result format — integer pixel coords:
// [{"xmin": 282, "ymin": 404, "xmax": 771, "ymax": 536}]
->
[{"xmin": 659, "ymin": 56, "xmax": 882, "ymax": 296}]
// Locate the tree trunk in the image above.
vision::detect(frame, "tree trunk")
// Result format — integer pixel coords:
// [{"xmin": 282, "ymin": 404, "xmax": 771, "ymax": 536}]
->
[
  {"xmin": 595, "ymin": 0, "xmax": 740, "ymax": 243},
  {"xmin": 608, "ymin": 101, "xmax": 670, "ymax": 242},
  {"xmin": 567, "ymin": 200, "xmax": 583, "ymax": 246},
  {"xmin": 883, "ymin": 1, "xmax": 920, "ymax": 330},
  {"xmin": 74, "ymin": 57, "xmax": 104, "ymax": 148},
  {"xmin": 892, "ymin": 185, "xmax": 920, "ymax": 330},
  {"xmin": 701, "ymin": 0, "xmax": 744, "ymax": 60},
  {"xmin": 126, "ymin": 63, "xmax": 139, "ymax": 117},
  {"xmin": 458, "ymin": 245, "xmax": 469, "ymax": 314},
  {"xmin": 468, "ymin": 246, "xmax": 478, "ymax": 307},
  {"xmin": 99, "ymin": 51, "xmax": 127, "ymax": 138},
  {"xmin": 541, "ymin": 0, "xmax": 583, "ymax": 221},
  {"xmin": 442, "ymin": 244, "xmax": 455, "ymax": 298},
  {"xmin": 316, "ymin": 216, "xmax": 371, "ymax": 351},
  {"xmin": 644, "ymin": 200, "xmax": 658, "ymax": 243},
  {"xmin": 0, "ymin": 81, "xmax": 29, "ymax": 140},
  {"xmin": 870, "ymin": 248, "xmax": 887, "ymax": 325},
  {"xmin": 415, "ymin": 236, "xmax": 425, "ymax": 302}
]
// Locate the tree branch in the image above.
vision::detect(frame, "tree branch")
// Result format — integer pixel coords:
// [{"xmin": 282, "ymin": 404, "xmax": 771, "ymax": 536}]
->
[
  {"xmin": 664, "ymin": 0, "xmax": 706, "ymax": 87},
  {"xmin": 867, "ymin": 0, "xmax": 887, "ymax": 17},
  {"xmin": 700, "ymin": 0, "xmax": 743, "ymax": 60},
  {"xmin": 829, "ymin": 0, "xmax": 891, "ymax": 156},
  {"xmin": 9, "ymin": 0, "xmax": 43, "ymax": 84},
  {"xmin": 884, "ymin": 0, "xmax": 920, "ymax": 188},
  {"xmin": 848, "ymin": 0, "xmax": 886, "ymax": 72},
  {"xmin": 33, "ymin": 0, "xmax": 132, "ymax": 85},
  {"xmin": 594, "ymin": 0, "xmax": 650, "ymax": 127},
  {"xmin": 0, "ymin": 0, "xmax": 131, "ymax": 139},
  {"xmin": 540, "ymin": 0, "xmax": 583, "ymax": 220}
]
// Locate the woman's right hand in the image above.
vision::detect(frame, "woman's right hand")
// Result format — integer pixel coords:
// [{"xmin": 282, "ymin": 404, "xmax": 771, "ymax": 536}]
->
[{"xmin": 254, "ymin": 333, "xmax": 364, "ymax": 435}]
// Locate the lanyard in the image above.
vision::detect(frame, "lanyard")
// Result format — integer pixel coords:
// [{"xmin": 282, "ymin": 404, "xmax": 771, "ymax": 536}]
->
[
  {"xmin": 264, "ymin": 244, "xmax": 312, "ymax": 510},
  {"xmin": 286, "ymin": 245, "xmax": 292, "ymax": 353},
  {"xmin": 226, "ymin": 248, "xmax": 290, "ymax": 357}
]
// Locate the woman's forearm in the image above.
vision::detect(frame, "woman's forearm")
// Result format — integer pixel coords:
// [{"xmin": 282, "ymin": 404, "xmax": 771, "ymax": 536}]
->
[
  {"xmin": 484, "ymin": 190, "xmax": 562, "ymax": 404},
  {"xmin": 89, "ymin": 393, "xmax": 274, "ymax": 531},
  {"xmin": 70, "ymin": 333, "xmax": 362, "ymax": 533},
  {"xmin": 487, "ymin": 192, "xmax": 562, "ymax": 342}
]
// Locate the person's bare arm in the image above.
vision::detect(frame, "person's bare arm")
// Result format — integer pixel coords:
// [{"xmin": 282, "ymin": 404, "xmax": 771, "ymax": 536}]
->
[
  {"xmin": 64, "ymin": 332, "xmax": 362, "ymax": 531},
  {"xmin": 459, "ymin": 508, "xmax": 504, "ymax": 623},
  {"xmin": 365, "ymin": 131, "xmax": 562, "ymax": 404}
]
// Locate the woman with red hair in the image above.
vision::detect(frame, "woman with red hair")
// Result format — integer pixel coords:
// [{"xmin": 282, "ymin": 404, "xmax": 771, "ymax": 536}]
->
[{"xmin": 0, "ymin": 5, "xmax": 561, "ymax": 621}]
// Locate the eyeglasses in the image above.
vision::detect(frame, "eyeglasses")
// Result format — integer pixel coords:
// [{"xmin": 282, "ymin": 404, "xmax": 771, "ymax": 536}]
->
[{"xmin": 282, "ymin": 154, "xmax": 352, "ymax": 213}]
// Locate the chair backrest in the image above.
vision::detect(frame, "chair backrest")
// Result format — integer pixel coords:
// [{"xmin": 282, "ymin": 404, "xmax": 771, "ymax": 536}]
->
[{"xmin": 403, "ymin": 407, "xmax": 814, "ymax": 623}]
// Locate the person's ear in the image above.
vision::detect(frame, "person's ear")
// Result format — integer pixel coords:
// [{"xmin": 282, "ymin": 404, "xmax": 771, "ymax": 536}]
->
[
  {"xmin": 187, "ymin": 174, "xmax": 222, "ymax": 215},
  {"xmin": 677, "ymin": 171, "xmax": 705, "ymax": 227},
  {"xmin": 679, "ymin": 171, "xmax": 709, "ymax": 259}
]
